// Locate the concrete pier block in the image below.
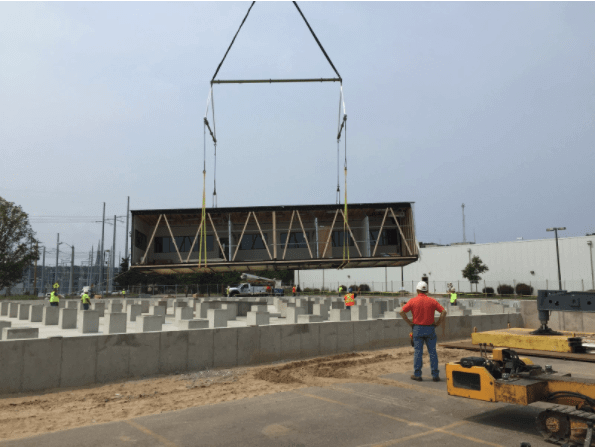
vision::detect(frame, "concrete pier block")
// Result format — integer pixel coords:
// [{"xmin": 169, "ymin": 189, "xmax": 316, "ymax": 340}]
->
[
  {"xmin": 251, "ymin": 305, "xmax": 268, "ymax": 313},
  {"xmin": 127, "ymin": 304, "xmax": 142, "ymax": 322},
  {"xmin": 103, "ymin": 312, "xmax": 127, "ymax": 334},
  {"xmin": 331, "ymin": 302, "xmax": 345, "ymax": 310},
  {"xmin": 2, "ymin": 327, "xmax": 39, "ymax": 340},
  {"xmin": 136, "ymin": 315, "xmax": 163, "ymax": 332},
  {"xmin": 175, "ymin": 307, "xmax": 194, "ymax": 321},
  {"xmin": 177, "ymin": 319, "xmax": 209, "ymax": 330},
  {"xmin": 108, "ymin": 302, "xmax": 123, "ymax": 313},
  {"xmin": 78, "ymin": 311, "xmax": 100, "ymax": 333},
  {"xmin": 367, "ymin": 302, "xmax": 381, "ymax": 319},
  {"xmin": 297, "ymin": 314, "xmax": 324, "ymax": 323},
  {"xmin": 138, "ymin": 300, "xmax": 150, "ymax": 314},
  {"xmin": 59, "ymin": 308, "xmax": 77, "ymax": 329},
  {"xmin": 149, "ymin": 305, "xmax": 166, "ymax": 323},
  {"xmin": 42, "ymin": 306, "xmax": 59, "ymax": 325},
  {"xmin": 222, "ymin": 303, "xmax": 237, "ymax": 320},
  {"xmin": 351, "ymin": 305, "xmax": 368, "ymax": 321},
  {"xmin": 286, "ymin": 306, "xmax": 306, "ymax": 324},
  {"xmin": 0, "ymin": 302, "xmax": 8, "ymax": 316},
  {"xmin": 58, "ymin": 300, "xmax": 66, "ymax": 308},
  {"xmin": 313, "ymin": 304, "xmax": 330, "ymax": 320},
  {"xmin": 29, "ymin": 305, "xmax": 43, "ymax": 322},
  {"xmin": 383, "ymin": 311, "xmax": 400, "ymax": 319},
  {"xmin": 67, "ymin": 301, "xmax": 78, "ymax": 309},
  {"xmin": 247, "ymin": 311, "xmax": 270, "ymax": 326},
  {"xmin": 208, "ymin": 309, "xmax": 228, "ymax": 328},
  {"xmin": 18, "ymin": 304, "xmax": 31, "ymax": 320},
  {"xmin": 0, "ymin": 320, "xmax": 11, "ymax": 335},
  {"xmin": 330, "ymin": 309, "xmax": 351, "ymax": 321},
  {"xmin": 197, "ymin": 302, "xmax": 210, "ymax": 319},
  {"xmin": 9, "ymin": 303, "xmax": 18, "ymax": 318},
  {"xmin": 91, "ymin": 302, "xmax": 104, "ymax": 317},
  {"xmin": 125, "ymin": 299, "xmax": 136, "ymax": 307}
]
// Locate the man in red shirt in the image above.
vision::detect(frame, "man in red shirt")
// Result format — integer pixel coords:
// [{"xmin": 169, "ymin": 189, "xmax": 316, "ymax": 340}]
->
[{"xmin": 399, "ymin": 281, "xmax": 447, "ymax": 382}]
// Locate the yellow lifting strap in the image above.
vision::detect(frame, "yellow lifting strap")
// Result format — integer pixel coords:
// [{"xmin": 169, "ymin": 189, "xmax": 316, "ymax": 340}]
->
[{"xmin": 343, "ymin": 166, "xmax": 349, "ymax": 263}]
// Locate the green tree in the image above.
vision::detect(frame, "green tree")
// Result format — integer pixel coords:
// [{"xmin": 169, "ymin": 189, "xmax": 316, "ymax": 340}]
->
[
  {"xmin": 0, "ymin": 197, "xmax": 39, "ymax": 291},
  {"xmin": 462, "ymin": 256, "xmax": 489, "ymax": 292}
]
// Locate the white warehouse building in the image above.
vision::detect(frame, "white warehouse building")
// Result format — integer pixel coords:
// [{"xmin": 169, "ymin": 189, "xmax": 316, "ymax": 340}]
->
[{"xmin": 295, "ymin": 235, "xmax": 596, "ymax": 294}]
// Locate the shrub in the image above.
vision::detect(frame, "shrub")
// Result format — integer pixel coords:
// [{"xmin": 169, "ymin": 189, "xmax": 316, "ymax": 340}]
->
[
  {"xmin": 482, "ymin": 287, "xmax": 495, "ymax": 297},
  {"xmin": 497, "ymin": 284, "xmax": 514, "ymax": 295},
  {"xmin": 313, "ymin": 288, "xmax": 321, "ymax": 293},
  {"xmin": 349, "ymin": 284, "xmax": 360, "ymax": 291},
  {"xmin": 302, "ymin": 287, "xmax": 313, "ymax": 293},
  {"xmin": 515, "ymin": 283, "xmax": 534, "ymax": 296},
  {"xmin": 359, "ymin": 283, "xmax": 371, "ymax": 292}
]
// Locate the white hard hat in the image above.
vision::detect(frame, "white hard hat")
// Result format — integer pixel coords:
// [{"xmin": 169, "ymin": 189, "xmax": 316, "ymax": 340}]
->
[{"xmin": 416, "ymin": 281, "xmax": 428, "ymax": 292}]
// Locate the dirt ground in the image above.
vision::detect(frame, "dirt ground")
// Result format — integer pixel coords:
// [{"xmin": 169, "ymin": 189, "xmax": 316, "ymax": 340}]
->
[{"xmin": 0, "ymin": 346, "xmax": 471, "ymax": 442}]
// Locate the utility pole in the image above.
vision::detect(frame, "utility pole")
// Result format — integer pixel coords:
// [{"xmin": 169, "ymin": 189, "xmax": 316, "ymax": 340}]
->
[
  {"xmin": 69, "ymin": 245, "xmax": 74, "ymax": 295},
  {"xmin": 41, "ymin": 246, "xmax": 46, "ymax": 294},
  {"xmin": 112, "ymin": 215, "xmax": 117, "ymax": 293},
  {"xmin": 588, "ymin": 241, "xmax": 594, "ymax": 290},
  {"xmin": 124, "ymin": 196, "xmax": 130, "ymax": 264},
  {"xmin": 106, "ymin": 250, "xmax": 111, "ymax": 296},
  {"xmin": 100, "ymin": 203, "xmax": 105, "ymax": 293},
  {"xmin": 56, "ymin": 233, "xmax": 60, "ymax": 288},
  {"xmin": 26, "ymin": 241, "xmax": 32, "ymax": 293},
  {"xmin": 462, "ymin": 203, "xmax": 466, "ymax": 243},
  {"xmin": 33, "ymin": 242, "xmax": 38, "ymax": 295},
  {"xmin": 547, "ymin": 227, "xmax": 566, "ymax": 290}
]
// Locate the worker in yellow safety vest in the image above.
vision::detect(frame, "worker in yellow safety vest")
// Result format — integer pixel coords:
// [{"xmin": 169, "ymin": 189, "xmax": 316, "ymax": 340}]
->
[
  {"xmin": 122, "ymin": 289, "xmax": 126, "ymax": 298},
  {"xmin": 450, "ymin": 290, "xmax": 458, "ymax": 306},
  {"xmin": 81, "ymin": 292, "xmax": 91, "ymax": 310},
  {"xmin": 49, "ymin": 291, "xmax": 59, "ymax": 307},
  {"xmin": 226, "ymin": 286, "xmax": 230, "ymax": 297},
  {"xmin": 344, "ymin": 292, "xmax": 355, "ymax": 309},
  {"xmin": 338, "ymin": 285, "xmax": 343, "ymax": 297}
]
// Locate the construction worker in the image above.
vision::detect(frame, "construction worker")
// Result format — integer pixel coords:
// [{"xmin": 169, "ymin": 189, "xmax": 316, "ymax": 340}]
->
[
  {"xmin": 450, "ymin": 289, "xmax": 458, "ymax": 306},
  {"xmin": 344, "ymin": 291, "xmax": 355, "ymax": 310},
  {"xmin": 226, "ymin": 286, "xmax": 230, "ymax": 297},
  {"xmin": 292, "ymin": 285, "xmax": 296, "ymax": 297},
  {"xmin": 399, "ymin": 281, "xmax": 447, "ymax": 382},
  {"xmin": 49, "ymin": 290, "xmax": 59, "ymax": 307},
  {"xmin": 338, "ymin": 285, "xmax": 343, "ymax": 297},
  {"xmin": 122, "ymin": 289, "xmax": 126, "ymax": 298},
  {"xmin": 81, "ymin": 291, "xmax": 91, "ymax": 310}
]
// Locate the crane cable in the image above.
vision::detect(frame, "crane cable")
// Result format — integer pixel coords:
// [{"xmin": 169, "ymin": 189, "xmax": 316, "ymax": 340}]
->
[
  {"xmin": 336, "ymin": 84, "xmax": 348, "ymax": 265},
  {"xmin": 200, "ymin": 88, "xmax": 217, "ymax": 269}
]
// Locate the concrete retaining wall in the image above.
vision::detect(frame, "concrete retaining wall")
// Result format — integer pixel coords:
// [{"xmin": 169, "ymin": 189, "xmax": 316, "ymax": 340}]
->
[
  {"xmin": 0, "ymin": 313, "xmax": 522, "ymax": 395},
  {"xmin": 520, "ymin": 301, "xmax": 595, "ymax": 333}
]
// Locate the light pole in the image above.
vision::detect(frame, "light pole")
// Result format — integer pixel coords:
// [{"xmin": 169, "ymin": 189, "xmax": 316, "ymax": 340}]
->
[
  {"xmin": 105, "ymin": 250, "xmax": 111, "ymax": 295},
  {"xmin": 546, "ymin": 227, "xmax": 566, "ymax": 290},
  {"xmin": 588, "ymin": 241, "xmax": 594, "ymax": 290},
  {"xmin": 61, "ymin": 242, "xmax": 75, "ymax": 295}
]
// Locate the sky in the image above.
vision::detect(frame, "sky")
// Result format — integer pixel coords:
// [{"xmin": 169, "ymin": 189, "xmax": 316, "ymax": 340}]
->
[{"xmin": 1, "ymin": 1, "xmax": 594, "ymax": 267}]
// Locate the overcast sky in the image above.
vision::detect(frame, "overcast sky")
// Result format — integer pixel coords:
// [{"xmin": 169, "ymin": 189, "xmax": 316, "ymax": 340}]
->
[{"xmin": 1, "ymin": 1, "xmax": 594, "ymax": 265}]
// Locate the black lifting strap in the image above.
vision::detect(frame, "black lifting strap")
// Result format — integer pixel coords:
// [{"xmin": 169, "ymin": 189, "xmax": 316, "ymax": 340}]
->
[
  {"xmin": 293, "ymin": 1, "xmax": 342, "ymax": 80},
  {"xmin": 211, "ymin": 1, "xmax": 256, "ymax": 83}
]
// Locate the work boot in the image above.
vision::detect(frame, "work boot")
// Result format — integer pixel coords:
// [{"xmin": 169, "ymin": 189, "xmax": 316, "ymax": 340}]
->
[
  {"xmin": 432, "ymin": 377, "xmax": 440, "ymax": 382},
  {"xmin": 410, "ymin": 375, "xmax": 422, "ymax": 382}
]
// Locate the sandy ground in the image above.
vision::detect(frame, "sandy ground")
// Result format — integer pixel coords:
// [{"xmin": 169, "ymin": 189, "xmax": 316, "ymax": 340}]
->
[{"xmin": 0, "ymin": 346, "xmax": 472, "ymax": 442}]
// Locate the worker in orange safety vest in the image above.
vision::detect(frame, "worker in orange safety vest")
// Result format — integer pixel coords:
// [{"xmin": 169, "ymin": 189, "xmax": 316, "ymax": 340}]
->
[
  {"xmin": 292, "ymin": 285, "xmax": 296, "ymax": 296},
  {"xmin": 344, "ymin": 292, "xmax": 355, "ymax": 309}
]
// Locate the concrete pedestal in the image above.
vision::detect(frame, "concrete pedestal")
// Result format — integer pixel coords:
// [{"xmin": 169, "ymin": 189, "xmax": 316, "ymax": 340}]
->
[
  {"xmin": 208, "ymin": 309, "xmax": 228, "ymax": 328},
  {"xmin": 9, "ymin": 303, "xmax": 18, "ymax": 318},
  {"xmin": 297, "ymin": 314, "xmax": 324, "ymax": 323},
  {"xmin": 0, "ymin": 320, "xmax": 11, "ymax": 335},
  {"xmin": 136, "ymin": 315, "xmax": 163, "ymax": 332},
  {"xmin": 42, "ymin": 306, "xmax": 59, "ymax": 325},
  {"xmin": 367, "ymin": 302, "xmax": 381, "ymax": 319},
  {"xmin": 108, "ymin": 302, "xmax": 123, "ymax": 313},
  {"xmin": 330, "ymin": 309, "xmax": 351, "ymax": 321},
  {"xmin": 247, "ymin": 311, "xmax": 270, "ymax": 326},
  {"xmin": 351, "ymin": 306, "xmax": 368, "ymax": 321},
  {"xmin": 138, "ymin": 300, "xmax": 150, "ymax": 314},
  {"xmin": 2, "ymin": 327, "xmax": 39, "ymax": 340},
  {"xmin": 66, "ymin": 301, "xmax": 78, "ymax": 309},
  {"xmin": 127, "ymin": 304, "xmax": 142, "ymax": 322},
  {"xmin": 92, "ymin": 302, "xmax": 105, "ymax": 317},
  {"xmin": 286, "ymin": 306, "xmax": 306, "ymax": 324},
  {"xmin": 18, "ymin": 304, "xmax": 31, "ymax": 320},
  {"xmin": 59, "ymin": 308, "xmax": 77, "ymax": 329},
  {"xmin": 78, "ymin": 310, "xmax": 100, "ymax": 333},
  {"xmin": 175, "ymin": 307, "xmax": 194, "ymax": 321},
  {"xmin": 222, "ymin": 303, "xmax": 237, "ymax": 320},
  {"xmin": 251, "ymin": 305, "xmax": 268, "ymax": 313},
  {"xmin": 0, "ymin": 302, "xmax": 8, "ymax": 316},
  {"xmin": 177, "ymin": 319, "xmax": 209, "ymax": 330},
  {"xmin": 29, "ymin": 305, "xmax": 43, "ymax": 322},
  {"xmin": 104, "ymin": 312, "xmax": 127, "ymax": 334}
]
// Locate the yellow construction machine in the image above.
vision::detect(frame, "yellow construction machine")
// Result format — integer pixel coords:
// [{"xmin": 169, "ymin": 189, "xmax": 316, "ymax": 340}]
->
[{"xmin": 446, "ymin": 290, "xmax": 595, "ymax": 446}]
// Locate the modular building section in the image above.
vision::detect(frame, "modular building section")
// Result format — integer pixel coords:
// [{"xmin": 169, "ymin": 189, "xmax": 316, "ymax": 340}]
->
[{"xmin": 130, "ymin": 202, "xmax": 419, "ymax": 274}]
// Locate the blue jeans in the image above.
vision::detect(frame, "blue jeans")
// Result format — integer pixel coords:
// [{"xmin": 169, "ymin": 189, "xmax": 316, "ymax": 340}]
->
[
  {"xmin": 83, "ymin": 303, "xmax": 89, "ymax": 310},
  {"xmin": 413, "ymin": 324, "xmax": 439, "ymax": 379}
]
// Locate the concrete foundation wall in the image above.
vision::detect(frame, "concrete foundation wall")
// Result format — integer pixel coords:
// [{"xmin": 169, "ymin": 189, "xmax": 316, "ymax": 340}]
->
[
  {"xmin": 0, "ymin": 313, "xmax": 521, "ymax": 395},
  {"xmin": 520, "ymin": 301, "xmax": 595, "ymax": 332}
]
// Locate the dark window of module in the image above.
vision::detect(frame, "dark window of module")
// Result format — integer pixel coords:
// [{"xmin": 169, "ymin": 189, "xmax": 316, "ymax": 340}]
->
[
  {"xmin": 135, "ymin": 230, "xmax": 148, "ymax": 250},
  {"xmin": 239, "ymin": 234, "xmax": 267, "ymax": 250},
  {"xmin": 331, "ymin": 231, "xmax": 354, "ymax": 247},
  {"xmin": 155, "ymin": 236, "xmax": 213, "ymax": 253},
  {"xmin": 369, "ymin": 229, "xmax": 398, "ymax": 246},
  {"xmin": 280, "ymin": 232, "xmax": 308, "ymax": 249}
]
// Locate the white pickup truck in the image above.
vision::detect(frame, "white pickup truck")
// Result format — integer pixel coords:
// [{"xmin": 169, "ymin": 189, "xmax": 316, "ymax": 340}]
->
[{"xmin": 228, "ymin": 283, "xmax": 268, "ymax": 297}]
